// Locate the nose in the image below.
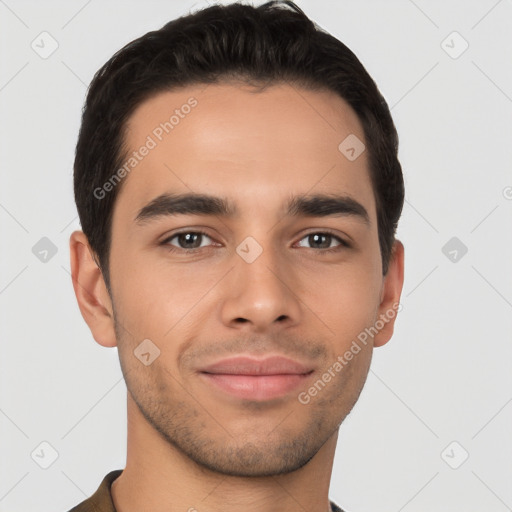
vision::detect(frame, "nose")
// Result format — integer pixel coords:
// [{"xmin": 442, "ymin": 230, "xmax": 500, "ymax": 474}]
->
[{"xmin": 220, "ymin": 242, "xmax": 302, "ymax": 333}]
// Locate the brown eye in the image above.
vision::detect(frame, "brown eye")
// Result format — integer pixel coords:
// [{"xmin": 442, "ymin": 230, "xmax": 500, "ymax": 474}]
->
[
  {"xmin": 162, "ymin": 231, "xmax": 213, "ymax": 251},
  {"xmin": 296, "ymin": 232, "xmax": 349, "ymax": 251}
]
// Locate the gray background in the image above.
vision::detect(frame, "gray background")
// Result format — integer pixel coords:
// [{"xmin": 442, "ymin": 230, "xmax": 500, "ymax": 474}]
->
[{"xmin": 1, "ymin": 0, "xmax": 511, "ymax": 511}]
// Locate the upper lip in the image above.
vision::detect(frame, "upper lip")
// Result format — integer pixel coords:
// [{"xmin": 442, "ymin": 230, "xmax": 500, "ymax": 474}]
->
[{"xmin": 199, "ymin": 355, "xmax": 314, "ymax": 376}]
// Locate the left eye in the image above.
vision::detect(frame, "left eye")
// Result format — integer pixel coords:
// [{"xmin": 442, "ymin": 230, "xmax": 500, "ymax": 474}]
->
[{"xmin": 296, "ymin": 232, "xmax": 348, "ymax": 250}]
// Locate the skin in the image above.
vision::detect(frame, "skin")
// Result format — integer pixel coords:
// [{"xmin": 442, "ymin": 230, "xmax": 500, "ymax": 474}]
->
[{"xmin": 70, "ymin": 82, "xmax": 404, "ymax": 512}]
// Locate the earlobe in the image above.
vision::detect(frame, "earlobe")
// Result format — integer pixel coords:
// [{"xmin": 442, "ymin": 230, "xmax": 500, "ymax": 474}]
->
[
  {"xmin": 373, "ymin": 239, "xmax": 405, "ymax": 348},
  {"xmin": 69, "ymin": 230, "xmax": 117, "ymax": 348}
]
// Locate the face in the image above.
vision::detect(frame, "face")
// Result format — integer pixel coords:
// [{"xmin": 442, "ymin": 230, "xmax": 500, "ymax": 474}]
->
[{"xmin": 93, "ymin": 82, "xmax": 402, "ymax": 476}]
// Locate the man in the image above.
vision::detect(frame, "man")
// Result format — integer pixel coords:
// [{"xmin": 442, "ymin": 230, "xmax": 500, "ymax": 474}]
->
[{"xmin": 68, "ymin": 1, "xmax": 405, "ymax": 511}]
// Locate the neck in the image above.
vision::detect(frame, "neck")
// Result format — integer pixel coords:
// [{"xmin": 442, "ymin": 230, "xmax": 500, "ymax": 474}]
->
[{"xmin": 111, "ymin": 393, "xmax": 338, "ymax": 512}]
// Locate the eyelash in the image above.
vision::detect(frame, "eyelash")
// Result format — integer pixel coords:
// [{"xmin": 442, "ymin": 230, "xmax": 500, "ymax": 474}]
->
[{"xmin": 160, "ymin": 230, "xmax": 350, "ymax": 255}]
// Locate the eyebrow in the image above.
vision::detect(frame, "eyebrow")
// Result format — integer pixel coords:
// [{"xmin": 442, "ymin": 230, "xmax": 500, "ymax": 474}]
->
[{"xmin": 134, "ymin": 192, "xmax": 370, "ymax": 226}]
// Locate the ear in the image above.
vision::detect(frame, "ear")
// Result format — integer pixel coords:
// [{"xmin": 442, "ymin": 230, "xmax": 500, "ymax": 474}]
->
[
  {"xmin": 69, "ymin": 230, "xmax": 117, "ymax": 348},
  {"xmin": 373, "ymin": 239, "xmax": 405, "ymax": 348}
]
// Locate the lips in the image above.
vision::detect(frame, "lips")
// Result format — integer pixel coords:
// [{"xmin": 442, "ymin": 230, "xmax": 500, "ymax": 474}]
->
[
  {"xmin": 198, "ymin": 355, "xmax": 314, "ymax": 401},
  {"xmin": 199, "ymin": 355, "xmax": 314, "ymax": 376}
]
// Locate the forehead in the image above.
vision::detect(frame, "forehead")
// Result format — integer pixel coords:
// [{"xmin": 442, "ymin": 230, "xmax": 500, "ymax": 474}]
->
[{"xmin": 114, "ymin": 81, "xmax": 376, "ymax": 223}]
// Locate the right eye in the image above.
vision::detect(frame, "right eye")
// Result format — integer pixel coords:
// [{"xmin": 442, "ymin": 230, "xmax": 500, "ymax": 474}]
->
[{"xmin": 161, "ymin": 231, "xmax": 216, "ymax": 252}]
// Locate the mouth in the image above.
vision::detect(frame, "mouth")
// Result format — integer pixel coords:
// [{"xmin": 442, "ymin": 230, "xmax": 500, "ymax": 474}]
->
[{"xmin": 198, "ymin": 355, "xmax": 315, "ymax": 401}]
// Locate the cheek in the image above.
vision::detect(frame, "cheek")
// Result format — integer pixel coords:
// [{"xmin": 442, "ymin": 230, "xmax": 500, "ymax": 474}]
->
[
  {"xmin": 303, "ymin": 261, "xmax": 381, "ymax": 341},
  {"xmin": 110, "ymin": 247, "xmax": 218, "ymax": 340}
]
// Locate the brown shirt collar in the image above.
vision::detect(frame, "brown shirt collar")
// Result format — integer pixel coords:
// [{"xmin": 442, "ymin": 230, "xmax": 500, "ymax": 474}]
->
[
  {"xmin": 67, "ymin": 469, "xmax": 122, "ymax": 512},
  {"xmin": 67, "ymin": 469, "xmax": 346, "ymax": 512}
]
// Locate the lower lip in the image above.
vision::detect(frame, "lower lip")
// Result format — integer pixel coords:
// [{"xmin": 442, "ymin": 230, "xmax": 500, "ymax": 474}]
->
[{"xmin": 200, "ymin": 372, "xmax": 312, "ymax": 401}]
